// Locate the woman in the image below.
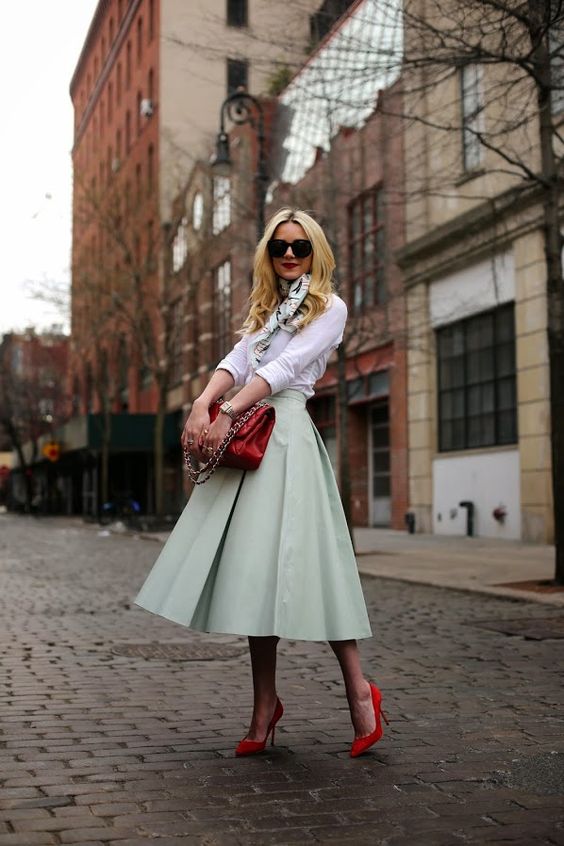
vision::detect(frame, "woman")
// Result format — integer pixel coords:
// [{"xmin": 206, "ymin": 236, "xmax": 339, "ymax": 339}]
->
[{"xmin": 134, "ymin": 208, "xmax": 387, "ymax": 758}]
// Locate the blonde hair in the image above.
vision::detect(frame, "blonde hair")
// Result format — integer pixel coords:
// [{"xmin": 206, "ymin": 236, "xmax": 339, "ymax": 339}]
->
[{"xmin": 240, "ymin": 208, "xmax": 335, "ymax": 334}]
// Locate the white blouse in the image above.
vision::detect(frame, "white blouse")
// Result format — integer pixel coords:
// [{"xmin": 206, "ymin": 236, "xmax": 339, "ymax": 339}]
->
[{"xmin": 216, "ymin": 294, "xmax": 347, "ymax": 399}]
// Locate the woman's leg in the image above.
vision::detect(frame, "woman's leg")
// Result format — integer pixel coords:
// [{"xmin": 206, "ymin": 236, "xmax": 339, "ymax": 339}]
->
[
  {"xmin": 329, "ymin": 639, "xmax": 376, "ymax": 738},
  {"xmin": 244, "ymin": 635, "xmax": 280, "ymax": 741}
]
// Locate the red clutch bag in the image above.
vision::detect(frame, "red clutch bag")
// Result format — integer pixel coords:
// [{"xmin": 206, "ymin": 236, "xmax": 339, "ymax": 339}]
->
[{"xmin": 183, "ymin": 400, "xmax": 276, "ymax": 484}]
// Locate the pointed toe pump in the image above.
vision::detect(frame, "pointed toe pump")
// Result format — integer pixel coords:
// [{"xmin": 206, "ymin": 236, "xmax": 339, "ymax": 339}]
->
[
  {"xmin": 235, "ymin": 698, "xmax": 284, "ymax": 757},
  {"xmin": 350, "ymin": 683, "xmax": 389, "ymax": 758}
]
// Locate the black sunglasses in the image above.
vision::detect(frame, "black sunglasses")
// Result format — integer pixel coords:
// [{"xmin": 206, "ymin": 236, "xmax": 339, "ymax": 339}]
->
[{"xmin": 267, "ymin": 239, "xmax": 313, "ymax": 259}]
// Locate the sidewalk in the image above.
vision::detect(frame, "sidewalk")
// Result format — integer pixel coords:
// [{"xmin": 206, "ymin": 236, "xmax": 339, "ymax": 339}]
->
[{"xmin": 354, "ymin": 528, "xmax": 563, "ymax": 607}]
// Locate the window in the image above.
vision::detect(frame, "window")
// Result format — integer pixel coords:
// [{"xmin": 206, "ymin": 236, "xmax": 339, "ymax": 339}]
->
[
  {"xmin": 148, "ymin": 0, "xmax": 155, "ymax": 40},
  {"xmin": 214, "ymin": 260, "xmax": 232, "ymax": 360},
  {"xmin": 437, "ymin": 304, "xmax": 517, "ymax": 452},
  {"xmin": 227, "ymin": 0, "xmax": 248, "ymax": 27},
  {"xmin": 109, "ymin": 16, "xmax": 114, "ymax": 43},
  {"xmin": 107, "ymin": 82, "xmax": 113, "ymax": 123},
  {"xmin": 116, "ymin": 127, "xmax": 122, "ymax": 160},
  {"xmin": 349, "ymin": 186, "xmax": 386, "ymax": 313},
  {"xmin": 117, "ymin": 62, "xmax": 122, "ymax": 103},
  {"xmin": 213, "ymin": 176, "xmax": 231, "ymax": 234},
  {"xmin": 118, "ymin": 0, "xmax": 124, "ymax": 19},
  {"xmin": 192, "ymin": 192, "xmax": 204, "ymax": 231},
  {"xmin": 135, "ymin": 162, "xmax": 142, "ymax": 201},
  {"xmin": 146, "ymin": 220, "xmax": 155, "ymax": 270},
  {"xmin": 136, "ymin": 90, "xmax": 142, "ymax": 135},
  {"xmin": 137, "ymin": 17, "xmax": 143, "ymax": 64},
  {"xmin": 125, "ymin": 109, "xmax": 131, "ymax": 152},
  {"xmin": 172, "ymin": 217, "xmax": 188, "ymax": 272},
  {"xmin": 147, "ymin": 144, "xmax": 154, "ymax": 194},
  {"xmin": 227, "ymin": 58, "xmax": 248, "ymax": 94},
  {"xmin": 460, "ymin": 63, "xmax": 484, "ymax": 171},
  {"xmin": 126, "ymin": 40, "xmax": 132, "ymax": 87}
]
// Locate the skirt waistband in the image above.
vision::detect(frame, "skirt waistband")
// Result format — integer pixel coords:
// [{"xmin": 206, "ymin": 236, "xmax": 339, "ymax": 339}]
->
[{"xmin": 268, "ymin": 389, "xmax": 307, "ymax": 406}]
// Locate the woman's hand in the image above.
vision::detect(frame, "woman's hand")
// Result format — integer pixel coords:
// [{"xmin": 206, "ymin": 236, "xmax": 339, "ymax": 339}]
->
[
  {"xmin": 181, "ymin": 399, "xmax": 211, "ymax": 463},
  {"xmin": 200, "ymin": 412, "xmax": 232, "ymax": 460}
]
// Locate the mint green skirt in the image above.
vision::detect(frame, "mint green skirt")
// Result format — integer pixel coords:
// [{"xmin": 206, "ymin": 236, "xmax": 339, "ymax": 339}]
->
[{"xmin": 134, "ymin": 390, "xmax": 372, "ymax": 641}]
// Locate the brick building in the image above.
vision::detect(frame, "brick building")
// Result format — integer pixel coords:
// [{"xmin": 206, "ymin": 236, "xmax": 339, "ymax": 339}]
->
[
  {"xmin": 399, "ymin": 0, "xmax": 557, "ymax": 542},
  {"xmin": 1, "ymin": 328, "xmax": 69, "ymax": 512},
  {"xmin": 169, "ymin": 0, "xmax": 407, "ymax": 528},
  {"xmin": 66, "ymin": 0, "xmax": 322, "ymax": 516}
]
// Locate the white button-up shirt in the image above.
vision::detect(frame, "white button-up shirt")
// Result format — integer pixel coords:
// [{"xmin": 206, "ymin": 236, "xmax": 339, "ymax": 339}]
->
[{"xmin": 216, "ymin": 294, "xmax": 347, "ymax": 398}]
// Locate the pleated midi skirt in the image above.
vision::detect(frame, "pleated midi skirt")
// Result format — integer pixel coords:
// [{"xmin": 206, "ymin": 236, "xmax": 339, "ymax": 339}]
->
[{"xmin": 134, "ymin": 389, "xmax": 372, "ymax": 641}]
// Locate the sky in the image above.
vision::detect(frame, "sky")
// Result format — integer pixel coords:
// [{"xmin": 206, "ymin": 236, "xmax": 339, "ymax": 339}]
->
[{"xmin": 1, "ymin": 1, "xmax": 98, "ymax": 335}]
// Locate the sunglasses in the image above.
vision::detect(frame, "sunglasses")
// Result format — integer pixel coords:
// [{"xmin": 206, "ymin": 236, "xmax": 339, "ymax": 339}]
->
[{"xmin": 267, "ymin": 239, "xmax": 313, "ymax": 259}]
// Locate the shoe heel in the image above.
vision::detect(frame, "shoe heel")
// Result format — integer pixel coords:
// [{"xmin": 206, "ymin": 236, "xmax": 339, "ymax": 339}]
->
[
  {"xmin": 381, "ymin": 709, "xmax": 390, "ymax": 726},
  {"xmin": 271, "ymin": 725, "xmax": 276, "ymax": 746}
]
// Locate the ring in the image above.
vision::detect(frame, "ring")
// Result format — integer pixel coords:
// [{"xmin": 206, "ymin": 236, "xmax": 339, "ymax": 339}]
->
[
  {"xmin": 203, "ymin": 429, "xmax": 209, "ymax": 435},
  {"xmin": 206, "ymin": 446, "xmax": 213, "ymax": 454},
  {"xmin": 187, "ymin": 438, "xmax": 194, "ymax": 445}
]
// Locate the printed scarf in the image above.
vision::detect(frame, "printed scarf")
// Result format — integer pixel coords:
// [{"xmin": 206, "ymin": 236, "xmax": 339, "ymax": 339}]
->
[{"xmin": 249, "ymin": 273, "xmax": 311, "ymax": 369}]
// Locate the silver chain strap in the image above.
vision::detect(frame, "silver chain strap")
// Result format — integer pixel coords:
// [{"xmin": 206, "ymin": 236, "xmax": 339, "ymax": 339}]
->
[{"xmin": 183, "ymin": 401, "xmax": 269, "ymax": 485}]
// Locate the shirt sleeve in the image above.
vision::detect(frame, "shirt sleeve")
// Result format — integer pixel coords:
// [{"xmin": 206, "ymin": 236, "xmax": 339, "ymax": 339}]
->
[
  {"xmin": 215, "ymin": 336, "xmax": 248, "ymax": 386},
  {"xmin": 256, "ymin": 295, "xmax": 347, "ymax": 394}
]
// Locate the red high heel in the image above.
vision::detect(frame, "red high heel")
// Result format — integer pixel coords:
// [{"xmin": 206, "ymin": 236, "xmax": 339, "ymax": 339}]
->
[
  {"xmin": 235, "ymin": 698, "xmax": 284, "ymax": 757},
  {"xmin": 350, "ymin": 683, "xmax": 389, "ymax": 758}
]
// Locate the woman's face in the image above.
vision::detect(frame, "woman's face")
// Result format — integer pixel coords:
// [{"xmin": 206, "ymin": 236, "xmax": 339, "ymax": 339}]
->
[{"xmin": 269, "ymin": 221, "xmax": 313, "ymax": 281}]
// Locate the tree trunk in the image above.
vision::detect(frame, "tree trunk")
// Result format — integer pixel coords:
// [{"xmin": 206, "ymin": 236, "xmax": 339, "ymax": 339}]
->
[
  {"xmin": 529, "ymin": 0, "xmax": 564, "ymax": 582},
  {"xmin": 100, "ymin": 403, "xmax": 111, "ymax": 508},
  {"xmin": 154, "ymin": 385, "xmax": 166, "ymax": 517},
  {"xmin": 3, "ymin": 420, "xmax": 32, "ymax": 513},
  {"xmin": 336, "ymin": 342, "xmax": 354, "ymax": 549}
]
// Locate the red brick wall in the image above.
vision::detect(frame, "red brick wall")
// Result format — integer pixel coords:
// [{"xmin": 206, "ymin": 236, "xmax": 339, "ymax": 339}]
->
[{"xmin": 70, "ymin": 0, "xmax": 160, "ymax": 416}]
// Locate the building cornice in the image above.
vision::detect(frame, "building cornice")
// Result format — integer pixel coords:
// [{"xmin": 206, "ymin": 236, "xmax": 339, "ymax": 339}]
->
[{"xmin": 395, "ymin": 181, "xmax": 545, "ymax": 287}]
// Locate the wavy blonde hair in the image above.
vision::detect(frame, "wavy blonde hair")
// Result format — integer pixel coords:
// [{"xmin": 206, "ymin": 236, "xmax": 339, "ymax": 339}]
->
[{"xmin": 240, "ymin": 208, "xmax": 335, "ymax": 334}]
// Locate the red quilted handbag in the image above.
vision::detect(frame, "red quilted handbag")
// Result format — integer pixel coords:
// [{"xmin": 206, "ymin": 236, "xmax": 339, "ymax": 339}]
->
[{"xmin": 183, "ymin": 400, "xmax": 275, "ymax": 484}]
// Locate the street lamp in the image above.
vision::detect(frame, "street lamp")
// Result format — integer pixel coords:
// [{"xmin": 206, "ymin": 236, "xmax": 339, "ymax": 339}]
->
[{"xmin": 212, "ymin": 89, "xmax": 268, "ymax": 242}]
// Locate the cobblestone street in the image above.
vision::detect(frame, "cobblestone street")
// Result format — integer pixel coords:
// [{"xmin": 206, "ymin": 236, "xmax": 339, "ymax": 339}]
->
[{"xmin": 1, "ymin": 514, "xmax": 563, "ymax": 846}]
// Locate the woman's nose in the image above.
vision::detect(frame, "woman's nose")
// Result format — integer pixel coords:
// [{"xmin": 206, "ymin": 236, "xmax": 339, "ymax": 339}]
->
[{"xmin": 284, "ymin": 245, "xmax": 295, "ymax": 257}]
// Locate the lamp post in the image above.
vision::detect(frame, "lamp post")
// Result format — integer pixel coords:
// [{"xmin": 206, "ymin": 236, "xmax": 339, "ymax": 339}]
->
[{"xmin": 212, "ymin": 89, "xmax": 268, "ymax": 242}]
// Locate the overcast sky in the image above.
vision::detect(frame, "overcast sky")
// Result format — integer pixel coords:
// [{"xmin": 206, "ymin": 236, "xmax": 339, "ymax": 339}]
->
[{"xmin": 1, "ymin": 1, "xmax": 98, "ymax": 335}]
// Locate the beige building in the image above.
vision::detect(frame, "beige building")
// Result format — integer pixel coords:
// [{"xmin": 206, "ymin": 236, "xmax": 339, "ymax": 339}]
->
[
  {"xmin": 158, "ymin": 0, "xmax": 321, "ymax": 215},
  {"xmin": 398, "ymin": 7, "xmax": 554, "ymax": 543}
]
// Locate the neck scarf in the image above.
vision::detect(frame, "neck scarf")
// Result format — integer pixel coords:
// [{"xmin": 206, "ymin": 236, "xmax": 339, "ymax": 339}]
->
[{"xmin": 249, "ymin": 273, "xmax": 311, "ymax": 369}]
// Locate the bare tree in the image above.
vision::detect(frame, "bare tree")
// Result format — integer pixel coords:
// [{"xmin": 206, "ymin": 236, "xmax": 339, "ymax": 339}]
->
[
  {"xmin": 73, "ymin": 175, "xmax": 187, "ymax": 516},
  {"xmin": 0, "ymin": 331, "xmax": 68, "ymax": 512}
]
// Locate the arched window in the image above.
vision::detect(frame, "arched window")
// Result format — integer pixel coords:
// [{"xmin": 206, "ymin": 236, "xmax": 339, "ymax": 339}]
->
[
  {"xmin": 137, "ymin": 17, "xmax": 143, "ymax": 64},
  {"xmin": 126, "ymin": 40, "xmax": 132, "ymax": 87},
  {"xmin": 147, "ymin": 144, "xmax": 154, "ymax": 194}
]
